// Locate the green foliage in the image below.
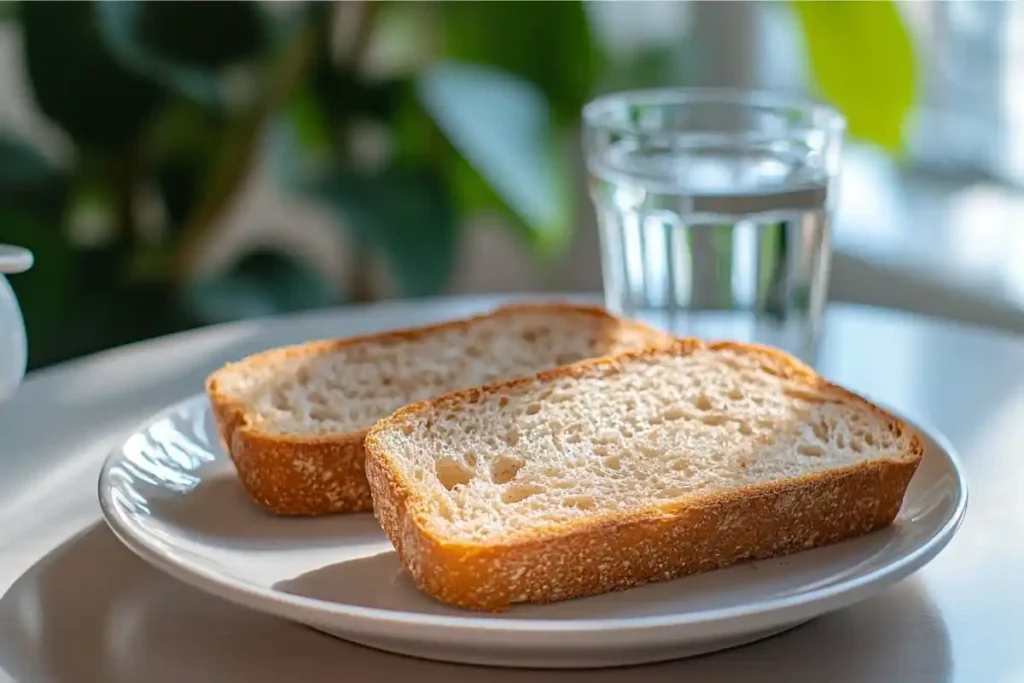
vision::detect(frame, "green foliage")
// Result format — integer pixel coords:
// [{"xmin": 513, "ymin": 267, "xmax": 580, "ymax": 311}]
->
[
  {"xmin": 0, "ymin": 209, "xmax": 73, "ymax": 354},
  {"xmin": 135, "ymin": 1, "xmax": 266, "ymax": 70},
  {"xmin": 97, "ymin": 0, "xmax": 268, "ymax": 105},
  {"xmin": 438, "ymin": 0, "xmax": 600, "ymax": 127},
  {"xmin": 307, "ymin": 167, "xmax": 459, "ymax": 297},
  {"xmin": 0, "ymin": 136, "xmax": 67, "ymax": 211},
  {"xmin": 0, "ymin": 0, "xmax": 918, "ymax": 369},
  {"xmin": 19, "ymin": 1, "xmax": 165, "ymax": 150},
  {"xmin": 791, "ymin": 0, "xmax": 917, "ymax": 153},
  {"xmin": 417, "ymin": 62, "xmax": 572, "ymax": 257},
  {"xmin": 183, "ymin": 248, "xmax": 338, "ymax": 324}
]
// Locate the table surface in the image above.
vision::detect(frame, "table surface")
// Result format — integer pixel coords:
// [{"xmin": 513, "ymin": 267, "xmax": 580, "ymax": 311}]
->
[
  {"xmin": 831, "ymin": 146, "xmax": 1024, "ymax": 334},
  {"xmin": 1, "ymin": 295, "xmax": 1021, "ymax": 682}
]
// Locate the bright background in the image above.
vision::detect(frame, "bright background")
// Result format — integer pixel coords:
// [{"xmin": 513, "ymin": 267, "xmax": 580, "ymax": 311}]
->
[{"xmin": 1, "ymin": 0, "xmax": 1022, "ymax": 370}]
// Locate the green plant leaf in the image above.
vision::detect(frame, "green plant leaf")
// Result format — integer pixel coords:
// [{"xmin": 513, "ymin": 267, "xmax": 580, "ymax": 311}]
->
[
  {"xmin": 312, "ymin": 62, "xmax": 407, "ymax": 125},
  {"xmin": 0, "ymin": 136, "xmax": 69, "ymax": 212},
  {"xmin": 156, "ymin": 161, "xmax": 201, "ymax": 228},
  {"xmin": 135, "ymin": 1, "xmax": 265, "ymax": 70},
  {"xmin": 438, "ymin": 0, "xmax": 600, "ymax": 126},
  {"xmin": 146, "ymin": 100, "xmax": 222, "ymax": 228},
  {"xmin": 417, "ymin": 61, "xmax": 573, "ymax": 258},
  {"xmin": 19, "ymin": 0, "xmax": 165, "ymax": 150},
  {"xmin": 183, "ymin": 248, "xmax": 338, "ymax": 325},
  {"xmin": 0, "ymin": 209, "xmax": 75, "ymax": 361},
  {"xmin": 96, "ymin": 0, "xmax": 267, "ymax": 106},
  {"xmin": 791, "ymin": 0, "xmax": 916, "ymax": 153},
  {"xmin": 309, "ymin": 167, "xmax": 459, "ymax": 298}
]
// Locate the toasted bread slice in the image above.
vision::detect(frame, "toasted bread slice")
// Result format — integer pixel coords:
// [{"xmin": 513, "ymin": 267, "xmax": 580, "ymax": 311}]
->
[
  {"xmin": 364, "ymin": 339, "xmax": 924, "ymax": 611},
  {"xmin": 206, "ymin": 303, "xmax": 674, "ymax": 515}
]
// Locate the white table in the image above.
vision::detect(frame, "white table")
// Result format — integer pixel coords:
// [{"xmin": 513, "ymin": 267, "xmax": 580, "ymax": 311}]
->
[
  {"xmin": 831, "ymin": 145, "xmax": 1024, "ymax": 334},
  {"xmin": 0, "ymin": 295, "xmax": 1021, "ymax": 682}
]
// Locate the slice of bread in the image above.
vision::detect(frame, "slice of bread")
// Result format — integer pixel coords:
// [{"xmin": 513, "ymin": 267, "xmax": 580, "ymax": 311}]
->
[
  {"xmin": 364, "ymin": 339, "xmax": 924, "ymax": 612},
  {"xmin": 206, "ymin": 303, "xmax": 674, "ymax": 516}
]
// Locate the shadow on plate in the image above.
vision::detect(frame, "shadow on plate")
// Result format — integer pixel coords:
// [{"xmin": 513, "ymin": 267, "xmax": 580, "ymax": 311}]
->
[
  {"xmin": 0, "ymin": 522, "xmax": 952, "ymax": 682},
  {"xmin": 271, "ymin": 549, "xmax": 798, "ymax": 620},
  {"xmin": 274, "ymin": 550, "xmax": 450, "ymax": 614},
  {"xmin": 151, "ymin": 473, "xmax": 386, "ymax": 550},
  {"xmin": 271, "ymin": 527, "xmax": 900, "ymax": 622}
]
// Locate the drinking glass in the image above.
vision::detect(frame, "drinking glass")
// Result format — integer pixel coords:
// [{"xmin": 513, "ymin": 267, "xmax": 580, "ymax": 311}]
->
[{"xmin": 583, "ymin": 88, "xmax": 846, "ymax": 364}]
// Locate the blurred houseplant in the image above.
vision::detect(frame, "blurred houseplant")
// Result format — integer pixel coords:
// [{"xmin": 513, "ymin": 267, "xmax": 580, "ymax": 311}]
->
[{"xmin": 0, "ymin": 0, "xmax": 915, "ymax": 369}]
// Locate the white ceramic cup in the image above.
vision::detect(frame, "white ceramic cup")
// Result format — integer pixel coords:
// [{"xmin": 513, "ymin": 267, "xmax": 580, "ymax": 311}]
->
[{"xmin": 0, "ymin": 245, "xmax": 33, "ymax": 403}]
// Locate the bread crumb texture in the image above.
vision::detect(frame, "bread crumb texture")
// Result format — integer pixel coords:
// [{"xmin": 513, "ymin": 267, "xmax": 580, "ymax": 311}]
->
[
  {"xmin": 206, "ymin": 303, "xmax": 673, "ymax": 515},
  {"xmin": 365, "ymin": 340, "xmax": 923, "ymax": 610},
  {"xmin": 214, "ymin": 307, "xmax": 666, "ymax": 437}
]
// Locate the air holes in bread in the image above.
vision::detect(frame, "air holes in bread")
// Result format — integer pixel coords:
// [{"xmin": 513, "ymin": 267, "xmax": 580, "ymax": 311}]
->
[
  {"xmin": 695, "ymin": 395, "xmax": 713, "ymax": 411},
  {"xmin": 498, "ymin": 396, "xmax": 509, "ymax": 408},
  {"xmin": 638, "ymin": 443, "xmax": 661, "ymax": 459},
  {"xmin": 811, "ymin": 420, "xmax": 828, "ymax": 442},
  {"xmin": 738, "ymin": 422, "xmax": 754, "ymax": 435},
  {"xmin": 563, "ymin": 495, "xmax": 595, "ymax": 510},
  {"xmin": 272, "ymin": 390, "xmax": 289, "ymax": 411},
  {"xmin": 436, "ymin": 458, "xmax": 474, "ymax": 490},
  {"xmin": 309, "ymin": 406, "xmax": 335, "ymax": 422},
  {"xmin": 603, "ymin": 454, "xmax": 621, "ymax": 470},
  {"xmin": 661, "ymin": 406, "xmax": 690, "ymax": 422},
  {"xmin": 463, "ymin": 451, "xmax": 478, "ymax": 468},
  {"xmin": 491, "ymin": 454, "xmax": 525, "ymax": 484},
  {"xmin": 501, "ymin": 484, "xmax": 544, "ymax": 504},
  {"xmin": 671, "ymin": 459, "xmax": 694, "ymax": 475},
  {"xmin": 727, "ymin": 388, "xmax": 744, "ymax": 400},
  {"xmin": 525, "ymin": 402, "xmax": 541, "ymax": 416},
  {"xmin": 797, "ymin": 443, "xmax": 824, "ymax": 457},
  {"xmin": 700, "ymin": 414, "xmax": 726, "ymax": 426},
  {"xmin": 549, "ymin": 390, "xmax": 574, "ymax": 403},
  {"xmin": 865, "ymin": 433, "xmax": 876, "ymax": 447}
]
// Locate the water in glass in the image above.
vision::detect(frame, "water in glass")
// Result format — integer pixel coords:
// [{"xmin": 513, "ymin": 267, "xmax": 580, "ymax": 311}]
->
[{"xmin": 585, "ymin": 91, "xmax": 843, "ymax": 363}]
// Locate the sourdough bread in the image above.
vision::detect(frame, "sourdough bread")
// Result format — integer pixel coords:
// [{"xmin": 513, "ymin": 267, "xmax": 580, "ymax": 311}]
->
[
  {"xmin": 364, "ymin": 339, "xmax": 924, "ymax": 611},
  {"xmin": 206, "ymin": 303, "xmax": 674, "ymax": 515}
]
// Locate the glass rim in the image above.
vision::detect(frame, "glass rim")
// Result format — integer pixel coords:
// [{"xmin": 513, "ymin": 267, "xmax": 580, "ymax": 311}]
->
[{"xmin": 582, "ymin": 87, "xmax": 847, "ymax": 137}]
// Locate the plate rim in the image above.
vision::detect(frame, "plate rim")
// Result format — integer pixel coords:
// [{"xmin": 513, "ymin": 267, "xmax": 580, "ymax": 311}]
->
[{"xmin": 98, "ymin": 392, "xmax": 969, "ymax": 634}]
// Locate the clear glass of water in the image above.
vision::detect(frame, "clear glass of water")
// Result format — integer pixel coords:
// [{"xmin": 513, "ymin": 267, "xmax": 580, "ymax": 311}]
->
[{"xmin": 583, "ymin": 89, "xmax": 846, "ymax": 364}]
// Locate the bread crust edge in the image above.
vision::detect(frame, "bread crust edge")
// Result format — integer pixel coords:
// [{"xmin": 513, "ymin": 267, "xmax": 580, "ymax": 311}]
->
[
  {"xmin": 206, "ymin": 302, "xmax": 674, "ymax": 516},
  {"xmin": 364, "ymin": 339, "xmax": 926, "ymax": 611}
]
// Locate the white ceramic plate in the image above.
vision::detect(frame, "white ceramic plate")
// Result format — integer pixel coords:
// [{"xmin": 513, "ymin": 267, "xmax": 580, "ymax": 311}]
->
[{"xmin": 98, "ymin": 394, "xmax": 967, "ymax": 669}]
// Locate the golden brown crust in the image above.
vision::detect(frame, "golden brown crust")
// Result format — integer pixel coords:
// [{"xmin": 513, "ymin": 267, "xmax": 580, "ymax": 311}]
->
[
  {"xmin": 364, "ymin": 338, "xmax": 926, "ymax": 611},
  {"xmin": 206, "ymin": 302, "xmax": 675, "ymax": 516}
]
